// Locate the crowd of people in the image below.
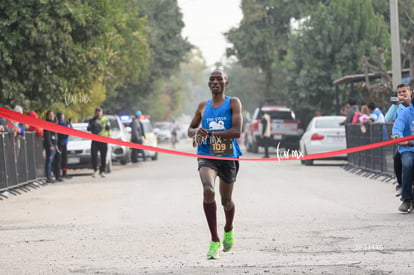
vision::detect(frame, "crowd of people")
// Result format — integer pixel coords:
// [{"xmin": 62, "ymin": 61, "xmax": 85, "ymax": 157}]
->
[
  {"xmin": 0, "ymin": 106, "xmax": 72, "ymax": 183},
  {"xmin": 339, "ymin": 98, "xmax": 385, "ymax": 126},
  {"xmin": 338, "ymin": 83, "xmax": 414, "ymax": 213},
  {"xmin": 1, "ymin": 104, "xmax": 161, "ymax": 184}
]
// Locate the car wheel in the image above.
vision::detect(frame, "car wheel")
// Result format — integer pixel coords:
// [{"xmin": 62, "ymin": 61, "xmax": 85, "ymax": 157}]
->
[
  {"xmin": 301, "ymin": 148, "xmax": 313, "ymax": 166},
  {"xmin": 151, "ymin": 152, "xmax": 158, "ymax": 161},
  {"xmin": 252, "ymin": 141, "xmax": 259, "ymax": 154},
  {"xmin": 120, "ymin": 151, "xmax": 129, "ymax": 165},
  {"xmin": 106, "ymin": 158, "xmax": 112, "ymax": 173},
  {"xmin": 246, "ymin": 141, "xmax": 252, "ymax": 152}
]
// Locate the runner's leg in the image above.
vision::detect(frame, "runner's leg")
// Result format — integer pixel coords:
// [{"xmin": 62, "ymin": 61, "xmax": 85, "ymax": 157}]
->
[{"xmin": 200, "ymin": 166, "xmax": 219, "ymax": 242}]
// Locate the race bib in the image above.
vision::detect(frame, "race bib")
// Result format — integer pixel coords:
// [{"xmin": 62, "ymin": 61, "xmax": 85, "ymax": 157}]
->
[{"xmin": 209, "ymin": 136, "xmax": 233, "ymax": 156}]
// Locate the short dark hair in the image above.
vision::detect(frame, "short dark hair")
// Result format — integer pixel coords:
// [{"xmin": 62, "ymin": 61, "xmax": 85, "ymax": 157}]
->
[
  {"xmin": 367, "ymin": 102, "xmax": 376, "ymax": 110},
  {"xmin": 347, "ymin": 98, "xmax": 357, "ymax": 105},
  {"xmin": 397, "ymin": 83, "xmax": 410, "ymax": 89},
  {"xmin": 397, "ymin": 83, "xmax": 411, "ymax": 95},
  {"xmin": 211, "ymin": 69, "xmax": 228, "ymax": 81},
  {"xmin": 95, "ymin": 107, "xmax": 103, "ymax": 113},
  {"xmin": 56, "ymin": 112, "xmax": 63, "ymax": 121}
]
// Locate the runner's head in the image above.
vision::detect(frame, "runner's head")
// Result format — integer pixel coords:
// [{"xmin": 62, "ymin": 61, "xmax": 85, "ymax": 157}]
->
[{"xmin": 208, "ymin": 69, "xmax": 228, "ymax": 95}]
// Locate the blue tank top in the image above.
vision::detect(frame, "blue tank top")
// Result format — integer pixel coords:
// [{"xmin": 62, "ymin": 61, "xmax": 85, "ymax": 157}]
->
[{"xmin": 197, "ymin": 96, "xmax": 243, "ymax": 158}]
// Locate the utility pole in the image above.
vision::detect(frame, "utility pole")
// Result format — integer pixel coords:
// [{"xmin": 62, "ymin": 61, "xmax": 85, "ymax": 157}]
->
[{"xmin": 390, "ymin": 0, "xmax": 401, "ymax": 89}]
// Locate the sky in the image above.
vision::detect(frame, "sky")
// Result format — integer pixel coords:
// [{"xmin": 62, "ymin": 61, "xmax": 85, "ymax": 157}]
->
[{"xmin": 177, "ymin": 0, "xmax": 243, "ymax": 67}]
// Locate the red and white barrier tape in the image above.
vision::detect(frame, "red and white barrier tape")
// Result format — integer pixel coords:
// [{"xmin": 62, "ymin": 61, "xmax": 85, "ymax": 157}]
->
[{"xmin": 1, "ymin": 107, "xmax": 413, "ymax": 161}]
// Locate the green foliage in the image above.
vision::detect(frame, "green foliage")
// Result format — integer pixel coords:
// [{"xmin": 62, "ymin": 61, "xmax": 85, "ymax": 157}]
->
[
  {"xmin": 103, "ymin": 0, "xmax": 150, "ymax": 91},
  {"xmin": 104, "ymin": 0, "xmax": 192, "ymax": 117},
  {"xmin": 0, "ymin": 0, "xmax": 109, "ymax": 111},
  {"xmin": 223, "ymin": 62, "xmax": 263, "ymax": 117},
  {"xmin": 289, "ymin": 0, "xmax": 389, "ymax": 123},
  {"xmin": 372, "ymin": 0, "xmax": 414, "ymax": 83},
  {"xmin": 0, "ymin": 0, "xmax": 151, "ymax": 119},
  {"xmin": 372, "ymin": 0, "xmax": 414, "ymax": 41},
  {"xmin": 225, "ymin": 0, "xmax": 320, "ymax": 96}
]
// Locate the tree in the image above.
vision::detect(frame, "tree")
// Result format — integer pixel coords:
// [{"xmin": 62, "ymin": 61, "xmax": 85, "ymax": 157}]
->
[
  {"xmin": 372, "ymin": 0, "xmax": 414, "ymax": 84},
  {"xmin": 225, "ymin": 0, "xmax": 320, "ymax": 97},
  {"xmin": 289, "ymin": 0, "xmax": 390, "ymax": 124},
  {"xmin": 104, "ymin": 0, "xmax": 192, "ymax": 116},
  {"xmin": 222, "ymin": 62, "xmax": 263, "ymax": 117},
  {"xmin": 0, "ymin": 0, "xmax": 151, "ymax": 119}
]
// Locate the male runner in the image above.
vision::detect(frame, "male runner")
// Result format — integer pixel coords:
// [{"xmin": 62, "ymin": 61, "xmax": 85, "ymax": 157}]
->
[{"xmin": 187, "ymin": 69, "xmax": 243, "ymax": 259}]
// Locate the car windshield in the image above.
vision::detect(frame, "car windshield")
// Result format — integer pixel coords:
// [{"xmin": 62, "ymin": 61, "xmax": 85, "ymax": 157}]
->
[
  {"xmin": 315, "ymin": 119, "xmax": 344, "ymax": 129},
  {"xmin": 142, "ymin": 121, "xmax": 153, "ymax": 133},
  {"xmin": 108, "ymin": 117, "xmax": 121, "ymax": 131},
  {"xmin": 68, "ymin": 127, "xmax": 88, "ymax": 142},
  {"xmin": 267, "ymin": 111, "xmax": 294, "ymax": 120}
]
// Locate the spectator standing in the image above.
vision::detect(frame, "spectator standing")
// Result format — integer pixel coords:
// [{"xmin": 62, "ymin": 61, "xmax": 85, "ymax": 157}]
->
[
  {"xmin": 57, "ymin": 112, "xmax": 71, "ymax": 179},
  {"xmin": 340, "ymin": 98, "xmax": 359, "ymax": 125},
  {"xmin": 27, "ymin": 110, "xmax": 44, "ymax": 137},
  {"xmin": 170, "ymin": 120, "xmax": 178, "ymax": 149},
  {"xmin": 260, "ymin": 111, "xmax": 271, "ymax": 158},
  {"xmin": 0, "ymin": 117, "xmax": 12, "ymax": 133},
  {"xmin": 3, "ymin": 106, "xmax": 18, "ymax": 136},
  {"xmin": 137, "ymin": 112, "xmax": 147, "ymax": 161},
  {"xmin": 391, "ymin": 96, "xmax": 414, "ymax": 212},
  {"xmin": 358, "ymin": 105, "xmax": 370, "ymax": 123},
  {"xmin": 187, "ymin": 69, "xmax": 243, "ymax": 260},
  {"xmin": 367, "ymin": 102, "xmax": 385, "ymax": 123},
  {"xmin": 385, "ymin": 83, "xmax": 413, "ymax": 197},
  {"xmin": 13, "ymin": 105, "xmax": 26, "ymax": 137},
  {"xmin": 340, "ymin": 103, "xmax": 349, "ymax": 116},
  {"xmin": 43, "ymin": 110, "xmax": 59, "ymax": 183},
  {"xmin": 130, "ymin": 111, "xmax": 146, "ymax": 163},
  {"xmin": 87, "ymin": 107, "xmax": 111, "ymax": 177}
]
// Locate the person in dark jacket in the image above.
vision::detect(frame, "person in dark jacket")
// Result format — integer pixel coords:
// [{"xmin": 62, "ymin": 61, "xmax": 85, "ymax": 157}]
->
[
  {"xmin": 130, "ymin": 110, "xmax": 146, "ymax": 163},
  {"xmin": 340, "ymin": 98, "xmax": 359, "ymax": 125},
  {"xmin": 57, "ymin": 112, "xmax": 71, "ymax": 179},
  {"xmin": 43, "ymin": 110, "xmax": 60, "ymax": 183}
]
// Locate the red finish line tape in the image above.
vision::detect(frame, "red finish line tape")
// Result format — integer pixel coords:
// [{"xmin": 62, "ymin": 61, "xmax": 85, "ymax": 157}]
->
[{"xmin": 1, "ymin": 107, "xmax": 413, "ymax": 161}]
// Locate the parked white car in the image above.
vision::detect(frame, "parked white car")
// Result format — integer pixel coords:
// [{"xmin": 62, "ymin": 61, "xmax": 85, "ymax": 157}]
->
[
  {"xmin": 140, "ymin": 118, "xmax": 158, "ymax": 161},
  {"xmin": 299, "ymin": 115, "xmax": 347, "ymax": 165},
  {"xmin": 67, "ymin": 123, "xmax": 112, "ymax": 173},
  {"xmin": 107, "ymin": 115, "xmax": 130, "ymax": 165}
]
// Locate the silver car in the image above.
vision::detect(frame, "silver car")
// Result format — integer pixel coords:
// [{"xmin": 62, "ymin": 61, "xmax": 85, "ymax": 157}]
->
[{"xmin": 153, "ymin": 121, "xmax": 172, "ymax": 143}]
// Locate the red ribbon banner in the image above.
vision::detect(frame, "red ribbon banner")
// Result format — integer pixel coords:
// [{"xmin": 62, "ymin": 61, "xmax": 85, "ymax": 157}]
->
[{"xmin": 1, "ymin": 107, "xmax": 413, "ymax": 161}]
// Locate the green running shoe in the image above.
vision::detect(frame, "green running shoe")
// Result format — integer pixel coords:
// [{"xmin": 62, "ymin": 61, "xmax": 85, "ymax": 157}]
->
[
  {"xmin": 207, "ymin": 241, "xmax": 221, "ymax": 259},
  {"xmin": 223, "ymin": 229, "xmax": 234, "ymax": 252}
]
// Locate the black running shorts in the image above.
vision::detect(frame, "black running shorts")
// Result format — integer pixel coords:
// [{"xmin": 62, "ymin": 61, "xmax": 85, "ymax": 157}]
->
[{"xmin": 197, "ymin": 158, "xmax": 240, "ymax": 184}]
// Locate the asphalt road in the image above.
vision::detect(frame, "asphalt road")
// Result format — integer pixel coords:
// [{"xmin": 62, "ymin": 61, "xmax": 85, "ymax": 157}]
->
[{"xmin": 0, "ymin": 139, "xmax": 413, "ymax": 274}]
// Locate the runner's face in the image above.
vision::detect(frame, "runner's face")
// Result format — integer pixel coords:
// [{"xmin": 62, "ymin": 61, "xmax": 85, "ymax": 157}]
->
[{"xmin": 208, "ymin": 72, "xmax": 227, "ymax": 94}]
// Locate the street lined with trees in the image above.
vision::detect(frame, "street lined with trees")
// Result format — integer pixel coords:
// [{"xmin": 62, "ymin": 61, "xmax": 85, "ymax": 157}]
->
[{"xmin": 1, "ymin": 0, "xmax": 413, "ymax": 125}]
